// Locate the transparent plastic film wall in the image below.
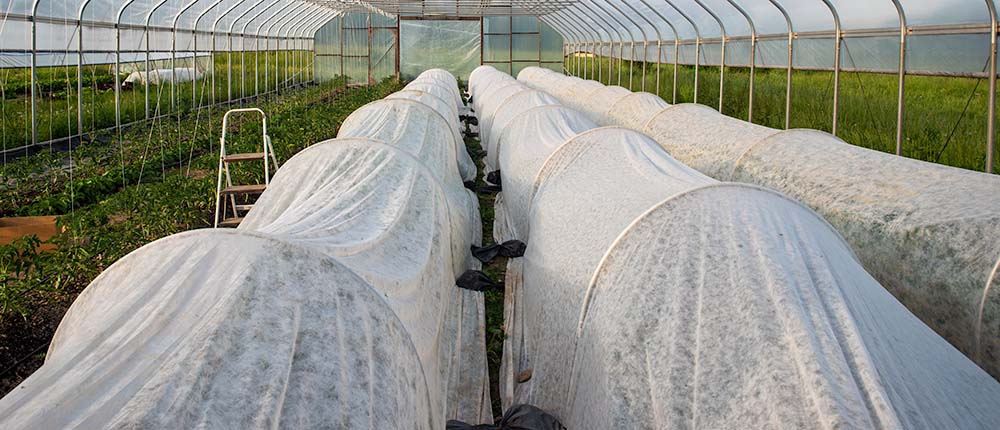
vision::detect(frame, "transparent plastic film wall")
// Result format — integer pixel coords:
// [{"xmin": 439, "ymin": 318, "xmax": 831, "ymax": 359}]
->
[
  {"xmin": 0, "ymin": 0, "xmax": 330, "ymax": 156},
  {"xmin": 543, "ymin": 0, "xmax": 1000, "ymax": 174},
  {"xmin": 312, "ymin": 11, "xmax": 565, "ymax": 83}
]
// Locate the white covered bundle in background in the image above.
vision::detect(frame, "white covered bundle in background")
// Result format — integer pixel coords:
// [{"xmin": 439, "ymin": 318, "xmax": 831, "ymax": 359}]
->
[
  {"xmin": 0, "ymin": 70, "xmax": 491, "ymax": 429},
  {"xmin": 394, "ymin": 70, "xmax": 476, "ymax": 182},
  {"xmin": 122, "ymin": 67, "xmax": 202, "ymax": 87},
  {"xmin": 468, "ymin": 66, "xmax": 517, "ymax": 116},
  {"xmin": 518, "ymin": 66, "xmax": 1000, "ymax": 380},
  {"xmin": 482, "ymin": 90, "xmax": 559, "ymax": 172},
  {"xmin": 606, "ymin": 91, "xmax": 671, "ymax": 129}
]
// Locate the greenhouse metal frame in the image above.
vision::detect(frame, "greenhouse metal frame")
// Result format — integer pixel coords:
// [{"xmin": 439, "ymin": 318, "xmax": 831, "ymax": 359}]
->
[{"xmin": 3, "ymin": 0, "xmax": 1000, "ymax": 172}]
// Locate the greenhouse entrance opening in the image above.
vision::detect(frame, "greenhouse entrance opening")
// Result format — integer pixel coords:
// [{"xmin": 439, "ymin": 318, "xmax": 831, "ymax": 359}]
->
[{"xmin": 401, "ymin": 18, "xmax": 481, "ymax": 81}]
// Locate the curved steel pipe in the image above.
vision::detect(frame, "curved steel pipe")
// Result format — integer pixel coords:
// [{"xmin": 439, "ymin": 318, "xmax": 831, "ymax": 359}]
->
[
  {"xmin": 636, "ymin": 0, "xmax": 681, "ymax": 100},
  {"xmin": 615, "ymin": 0, "xmax": 662, "ymax": 92},
  {"xmin": 144, "ymin": 0, "xmax": 172, "ymax": 117},
  {"xmin": 889, "ymin": 0, "xmax": 907, "ymax": 156},
  {"xmin": 545, "ymin": 12, "xmax": 588, "ymax": 77},
  {"xmin": 76, "ymin": 0, "xmax": 98, "ymax": 140},
  {"xmin": 601, "ymin": 0, "xmax": 649, "ymax": 91},
  {"xmin": 194, "ymin": 0, "xmax": 227, "ymax": 108},
  {"xmin": 113, "ymin": 0, "xmax": 141, "ymax": 139},
  {"xmin": 242, "ymin": 1, "xmax": 285, "ymax": 98},
  {"xmin": 661, "ymin": 0, "xmax": 702, "ymax": 103},
  {"xmin": 258, "ymin": 2, "xmax": 299, "ymax": 95},
  {"xmin": 229, "ymin": 0, "xmax": 269, "ymax": 106},
  {"xmin": 212, "ymin": 0, "xmax": 250, "ymax": 106},
  {"xmin": 724, "ymin": 0, "xmax": 757, "ymax": 121},
  {"xmin": 570, "ymin": 5, "xmax": 620, "ymax": 83},
  {"xmin": 30, "ymin": 0, "xmax": 41, "ymax": 145},
  {"xmin": 766, "ymin": 0, "xmax": 794, "ymax": 129},
  {"xmin": 172, "ymin": 0, "xmax": 209, "ymax": 113},
  {"xmin": 691, "ymin": 0, "xmax": 727, "ymax": 112},
  {"xmin": 819, "ymin": 0, "xmax": 842, "ymax": 136},
  {"xmin": 578, "ymin": 1, "xmax": 628, "ymax": 86}
]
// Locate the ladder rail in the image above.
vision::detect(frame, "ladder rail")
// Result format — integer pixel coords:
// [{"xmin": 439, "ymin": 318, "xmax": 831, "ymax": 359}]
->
[{"xmin": 214, "ymin": 108, "xmax": 276, "ymax": 228}]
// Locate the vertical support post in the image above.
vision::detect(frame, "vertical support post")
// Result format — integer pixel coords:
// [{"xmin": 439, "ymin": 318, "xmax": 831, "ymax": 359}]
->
[
  {"xmin": 77, "ymin": 0, "xmax": 95, "ymax": 142},
  {"xmin": 340, "ymin": 15, "xmax": 345, "ymax": 79},
  {"xmin": 145, "ymin": 24, "xmax": 151, "ymax": 118},
  {"xmin": 988, "ymin": 0, "xmax": 998, "ymax": 172},
  {"xmin": 820, "ymin": 0, "xmax": 842, "ymax": 136},
  {"xmin": 395, "ymin": 17, "xmax": 401, "ymax": 80},
  {"xmin": 30, "ymin": 0, "xmax": 40, "ymax": 147},
  {"xmin": 537, "ymin": 18, "xmax": 543, "ymax": 68},
  {"xmin": 510, "ymin": 16, "xmax": 514, "ymax": 74},
  {"xmin": 367, "ymin": 14, "xmax": 373, "ymax": 85},
  {"xmin": 891, "ymin": 0, "xmax": 907, "ymax": 156}
]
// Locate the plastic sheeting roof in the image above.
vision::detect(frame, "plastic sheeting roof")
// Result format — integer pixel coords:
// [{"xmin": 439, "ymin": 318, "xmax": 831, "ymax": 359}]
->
[
  {"xmin": 6, "ymin": 1, "xmax": 999, "ymax": 74},
  {"xmin": 0, "ymin": 69, "xmax": 492, "ymax": 428},
  {"xmin": 8, "ymin": 1, "xmax": 999, "ymax": 40},
  {"xmin": 470, "ymin": 64, "xmax": 1000, "ymax": 428}
]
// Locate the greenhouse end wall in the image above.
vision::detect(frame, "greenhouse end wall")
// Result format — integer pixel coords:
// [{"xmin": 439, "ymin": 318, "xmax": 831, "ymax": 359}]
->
[{"xmin": 313, "ymin": 13, "xmax": 563, "ymax": 84}]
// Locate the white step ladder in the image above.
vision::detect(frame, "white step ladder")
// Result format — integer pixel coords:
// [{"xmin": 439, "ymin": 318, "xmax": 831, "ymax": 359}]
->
[{"xmin": 214, "ymin": 108, "xmax": 278, "ymax": 228}]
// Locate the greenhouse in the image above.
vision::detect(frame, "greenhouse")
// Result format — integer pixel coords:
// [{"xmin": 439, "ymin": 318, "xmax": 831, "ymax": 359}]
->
[{"xmin": 3, "ymin": 1, "xmax": 1000, "ymax": 429}]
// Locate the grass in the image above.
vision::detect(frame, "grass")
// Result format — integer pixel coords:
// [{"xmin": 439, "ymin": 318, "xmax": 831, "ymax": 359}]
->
[
  {"xmin": 568, "ymin": 55, "xmax": 1000, "ymax": 173},
  {"xmin": 1, "ymin": 51, "xmax": 313, "ymax": 151},
  {"xmin": 464, "ymin": 125, "xmax": 506, "ymax": 419},
  {"xmin": 0, "ymin": 77, "xmax": 402, "ymax": 395}
]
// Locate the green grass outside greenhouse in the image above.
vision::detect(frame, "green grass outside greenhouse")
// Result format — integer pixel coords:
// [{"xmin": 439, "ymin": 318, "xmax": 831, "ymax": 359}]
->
[
  {"xmin": 1, "ymin": 51, "xmax": 312, "ymax": 149},
  {"xmin": 567, "ymin": 55, "xmax": 1000, "ymax": 173}
]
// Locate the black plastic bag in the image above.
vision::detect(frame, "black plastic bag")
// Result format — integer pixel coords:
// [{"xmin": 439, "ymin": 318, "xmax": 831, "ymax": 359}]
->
[
  {"xmin": 456, "ymin": 270, "xmax": 501, "ymax": 292},
  {"xmin": 471, "ymin": 240, "xmax": 526, "ymax": 263},
  {"xmin": 447, "ymin": 404, "xmax": 566, "ymax": 430}
]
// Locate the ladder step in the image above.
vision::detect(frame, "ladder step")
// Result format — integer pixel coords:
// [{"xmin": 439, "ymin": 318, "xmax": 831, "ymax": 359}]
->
[
  {"xmin": 234, "ymin": 204, "xmax": 254, "ymax": 212},
  {"xmin": 218, "ymin": 217, "xmax": 244, "ymax": 228},
  {"xmin": 220, "ymin": 184, "xmax": 266, "ymax": 195},
  {"xmin": 223, "ymin": 152, "xmax": 265, "ymax": 162}
]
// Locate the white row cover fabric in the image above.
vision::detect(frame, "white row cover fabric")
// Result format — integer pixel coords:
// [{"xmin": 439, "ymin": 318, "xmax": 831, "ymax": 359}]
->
[
  {"xmin": 0, "ymin": 70, "xmax": 491, "ymax": 428},
  {"xmin": 122, "ymin": 67, "xmax": 202, "ymax": 87},
  {"xmin": 0, "ymin": 229, "xmax": 436, "ymax": 428},
  {"xmin": 471, "ymin": 67, "xmax": 1000, "ymax": 428},
  {"xmin": 396, "ymin": 69, "xmax": 476, "ymax": 182},
  {"xmin": 518, "ymin": 66, "xmax": 1000, "ymax": 380}
]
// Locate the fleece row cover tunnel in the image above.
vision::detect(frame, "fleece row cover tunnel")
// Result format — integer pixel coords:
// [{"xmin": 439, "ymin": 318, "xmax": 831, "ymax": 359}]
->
[
  {"xmin": 0, "ymin": 70, "xmax": 492, "ymax": 429},
  {"xmin": 470, "ymin": 64, "xmax": 1000, "ymax": 428},
  {"xmin": 518, "ymin": 65, "xmax": 1000, "ymax": 382}
]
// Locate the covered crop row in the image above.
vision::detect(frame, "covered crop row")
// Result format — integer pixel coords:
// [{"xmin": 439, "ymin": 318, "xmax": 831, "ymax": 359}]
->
[
  {"xmin": 470, "ymin": 65, "xmax": 1000, "ymax": 427},
  {"xmin": 518, "ymin": 66, "xmax": 1000, "ymax": 381},
  {"xmin": 0, "ymin": 70, "xmax": 491, "ymax": 428}
]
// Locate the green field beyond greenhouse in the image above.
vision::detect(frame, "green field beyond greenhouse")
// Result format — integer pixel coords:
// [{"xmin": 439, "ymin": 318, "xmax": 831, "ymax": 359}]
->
[
  {"xmin": 0, "ymin": 51, "xmax": 312, "ymax": 151},
  {"xmin": 571, "ymin": 55, "xmax": 1000, "ymax": 173}
]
